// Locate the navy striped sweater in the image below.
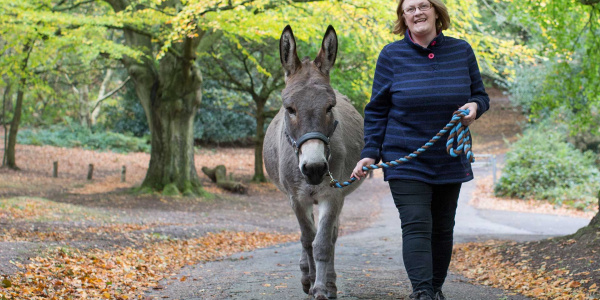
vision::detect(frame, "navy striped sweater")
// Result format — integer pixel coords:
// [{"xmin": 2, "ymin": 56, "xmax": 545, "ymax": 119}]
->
[{"xmin": 360, "ymin": 31, "xmax": 490, "ymax": 184}]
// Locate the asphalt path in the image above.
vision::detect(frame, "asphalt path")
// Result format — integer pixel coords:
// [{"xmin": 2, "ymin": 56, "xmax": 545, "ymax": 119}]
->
[{"xmin": 146, "ymin": 165, "xmax": 591, "ymax": 300}]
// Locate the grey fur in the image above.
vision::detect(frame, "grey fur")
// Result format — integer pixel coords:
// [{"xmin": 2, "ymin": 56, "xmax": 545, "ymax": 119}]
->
[{"xmin": 264, "ymin": 25, "xmax": 365, "ymax": 300}]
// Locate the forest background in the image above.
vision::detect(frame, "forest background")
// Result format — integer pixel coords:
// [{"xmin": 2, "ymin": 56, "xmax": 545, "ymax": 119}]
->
[{"xmin": 0, "ymin": 0, "xmax": 600, "ymax": 299}]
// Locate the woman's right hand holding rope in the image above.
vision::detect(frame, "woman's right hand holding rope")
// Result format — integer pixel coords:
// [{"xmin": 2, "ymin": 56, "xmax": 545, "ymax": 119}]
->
[{"xmin": 351, "ymin": 157, "xmax": 375, "ymax": 180}]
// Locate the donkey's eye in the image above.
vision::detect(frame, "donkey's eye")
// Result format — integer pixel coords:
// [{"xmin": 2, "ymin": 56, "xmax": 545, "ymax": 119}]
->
[
  {"xmin": 326, "ymin": 106, "xmax": 333, "ymax": 113},
  {"xmin": 286, "ymin": 107, "xmax": 296, "ymax": 115}
]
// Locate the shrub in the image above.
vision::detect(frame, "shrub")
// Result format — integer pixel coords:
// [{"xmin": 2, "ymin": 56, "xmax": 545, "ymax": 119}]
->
[
  {"xmin": 18, "ymin": 124, "xmax": 150, "ymax": 153},
  {"xmin": 194, "ymin": 87, "xmax": 258, "ymax": 145},
  {"xmin": 494, "ymin": 121, "xmax": 600, "ymax": 209},
  {"xmin": 100, "ymin": 81, "xmax": 150, "ymax": 137},
  {"xmin": 507, "ymin": 61, "xmax": 552, "ymax": 115}
]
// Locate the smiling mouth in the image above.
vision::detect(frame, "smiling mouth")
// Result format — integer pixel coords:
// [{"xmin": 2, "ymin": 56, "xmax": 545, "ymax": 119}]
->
[{"xmin": 415, "ymin": 18, "xmax": 427, "ymax": 24}]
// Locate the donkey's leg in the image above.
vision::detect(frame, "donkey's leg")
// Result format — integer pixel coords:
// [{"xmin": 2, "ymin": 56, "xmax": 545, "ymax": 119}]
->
[
  {"xmin": 292, "ymin": 200, "xmax": 316, "ymax": 294},
  {"xmin": 312, "ymin": 197, "xmax": 343, "ymax": 300},
  {"xmin": 325, "ymin": 218, "xmax": 340, "ymax": 298}
]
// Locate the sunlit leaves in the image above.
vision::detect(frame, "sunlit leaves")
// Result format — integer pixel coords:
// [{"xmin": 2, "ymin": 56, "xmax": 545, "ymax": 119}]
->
[{"xmin": 507, "ymin": 1, "xmax": 600, "ymax": 130}]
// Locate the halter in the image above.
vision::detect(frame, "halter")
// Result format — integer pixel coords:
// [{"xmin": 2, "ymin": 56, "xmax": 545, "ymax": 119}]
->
[{"xmin": 285, "ymin": 119, "xmax": 339, "ymax": 160}]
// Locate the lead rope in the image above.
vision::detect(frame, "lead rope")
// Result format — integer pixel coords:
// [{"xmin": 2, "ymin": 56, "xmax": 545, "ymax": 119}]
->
[{"xmin": 329, "ymin": 109, "xmax": 474, "ymax": 188}]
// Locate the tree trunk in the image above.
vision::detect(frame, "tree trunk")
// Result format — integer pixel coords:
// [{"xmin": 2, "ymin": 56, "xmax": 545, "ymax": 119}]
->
[
  {"xmin": 589, "ymin": 190, "xmax": 600, "ymax": 228},
  {"xmin": 105, "ymin": 1, "xmax": 206, "ymax": 196},
  {"xmin": 140, "ymin": 92, "xmax": 202, "ymax": 195},
  {"xmin": 5, "ymin": 42, "xmax": 31, "ymax": 170},
  {"xmin": 201, "ymin": 165, "xmax": 248, "ymax": 194},
  {"xmin": 1, "ymin": 83, "xmax": 11, "ymax": 126},
  {"xmin": 252, "ymin": 98, "xmax": 267, "ymax": 182},
  {"xmin": 570, "ymin": 190, "xmax": 600, "ymax": 240},
  {"xmin": 1, "ymin": 83, "xmax": 11, "ymax": 167},
  {"xmin": 6, "ymin": 86, "xmax": 24, "ymax": 170},
  {"xmin": 91, "ymin": 69, "xmax": 114, "ymax": 126},
  {"xmin": 123, "ymin": 38, "xmax": 204, "ymax": 196},
  {"xmin": 79, "ymin": 84, "xmax": 91, "ymax": 127}
]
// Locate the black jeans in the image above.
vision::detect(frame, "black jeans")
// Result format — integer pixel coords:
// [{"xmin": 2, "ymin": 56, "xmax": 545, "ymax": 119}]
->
[{"xmin": 389, "ymin": 179, "xmax": 462, "ymax": 297}]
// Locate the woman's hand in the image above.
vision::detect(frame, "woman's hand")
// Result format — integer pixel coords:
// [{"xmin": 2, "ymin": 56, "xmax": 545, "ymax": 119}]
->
[
  {"xmin": 351, "ymin": 158, "xmax": 376, "ymax": 180},
  {"xmin": 459, "ymin": 102, "xmax": 478, "ymax": 126}
]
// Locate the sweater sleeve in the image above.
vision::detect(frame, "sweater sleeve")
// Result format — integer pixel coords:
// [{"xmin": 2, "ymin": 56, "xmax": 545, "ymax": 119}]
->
[
  {"xmin": 360, "ymin": 47, "xmax": 393, "ymax": 162},
  {"xmin": 465, "ymin": 45, "xmax": 490, "ymax": 119}
]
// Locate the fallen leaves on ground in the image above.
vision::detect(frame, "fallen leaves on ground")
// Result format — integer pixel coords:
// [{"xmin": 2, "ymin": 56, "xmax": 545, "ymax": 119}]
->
[
  {"xmin": 0, "ymin": 142, "xmax": 256, "ymax": 196},
  {"xmin": 0, "ymin": 197, "xmax": 103, "ymax": 222},
  {"xmin": 0, "ymin": 223, "xmax": 160, "ymax": 242},
  {"xmin": 451, "ymin": 241, "xmax": 599, "ymax": 300},
  {"xmin": 0, "ymin": 231, "xmax": 299, "ymax": 299}
]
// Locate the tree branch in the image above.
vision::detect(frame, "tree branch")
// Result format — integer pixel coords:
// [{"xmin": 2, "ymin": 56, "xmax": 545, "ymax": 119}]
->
[
  {"xmin": 262, "ymin": 109, "xmax": 279, "ymax": 119},
  {"xmin": 199, "ymin": 0, "xmax": 325, "ymax": 16},
  {"xmin": 91, "ymin": 76, "xmax": 130, "ymax": 111},
  {"xmin": 52, "ymin": 0, "xmax": 96, "ymax": 12},
  {"xmin": 241, "ymin": 56, "xmax": 256, "ymax": 93}
]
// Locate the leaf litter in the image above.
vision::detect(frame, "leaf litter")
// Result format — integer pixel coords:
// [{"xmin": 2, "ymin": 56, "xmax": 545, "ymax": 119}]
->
[
  {"xmin": 0, "ymin": 231, "xmax": 298, "ymax": 299},
  {"xmin": 451, "ymin": 240, "xmax": 600, "ymax": 300}
]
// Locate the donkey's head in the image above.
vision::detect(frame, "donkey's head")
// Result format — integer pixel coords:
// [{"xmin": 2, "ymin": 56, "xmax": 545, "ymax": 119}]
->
[{"xmin": 280, "ymin": 25, "xmax": 338, "ymax": 185}]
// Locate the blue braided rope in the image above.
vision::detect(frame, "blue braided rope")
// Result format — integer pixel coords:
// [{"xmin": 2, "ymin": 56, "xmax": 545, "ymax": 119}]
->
[{"xmin": 330, "ymin": 109, "xmax": 474, "ymax": 188}]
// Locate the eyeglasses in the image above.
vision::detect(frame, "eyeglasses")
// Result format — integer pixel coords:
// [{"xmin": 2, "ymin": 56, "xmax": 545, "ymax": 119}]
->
[{"xmin": 403, "ymin": 3, "xmax": 432, "ymax": 15}]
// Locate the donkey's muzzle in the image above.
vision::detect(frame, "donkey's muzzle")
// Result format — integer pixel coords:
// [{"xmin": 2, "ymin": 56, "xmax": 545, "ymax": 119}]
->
[{"xmin": 301, "ymin": 162, "xmax": 328, "ymax": 185}]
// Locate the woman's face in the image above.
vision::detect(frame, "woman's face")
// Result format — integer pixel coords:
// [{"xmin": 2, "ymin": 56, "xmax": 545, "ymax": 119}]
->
[{"xmin": 402, "ymin": 0, "xmax": 438, "ymax": 37}]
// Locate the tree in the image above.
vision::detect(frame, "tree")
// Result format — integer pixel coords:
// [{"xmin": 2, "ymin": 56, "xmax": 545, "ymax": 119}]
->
[
  {"xmin": 199, "ymin": 33, "xmax": 283, "ymax": 182},
  {"xmin": 507, "ymin": 0, "xmax": 600, "ymax": 129},
  {"xmin": 1, "ymin": 0, "xmax": 532, "ymax": 195},
  {"xmin": 504, "ymin": 0, "xmax": 600, "ymax": 233},
  {"xmin": 0, "ymin": 0, "xmax": 139, "ymax": 169}
]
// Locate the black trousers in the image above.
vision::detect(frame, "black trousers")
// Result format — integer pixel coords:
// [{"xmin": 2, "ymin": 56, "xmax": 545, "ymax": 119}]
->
[{"xmin": 389, "ymin": 179, "xmax": 462, "ymax": 296}]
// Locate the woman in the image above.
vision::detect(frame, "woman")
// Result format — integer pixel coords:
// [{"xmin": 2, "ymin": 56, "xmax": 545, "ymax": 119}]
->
[{"xmin": 351, "ymin": 0, "xmax": 489, "ymax": 299}]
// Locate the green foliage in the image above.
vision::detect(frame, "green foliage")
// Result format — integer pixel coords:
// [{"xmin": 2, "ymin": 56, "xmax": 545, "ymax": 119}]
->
[
  {"xmin": 101, "ymin": 82, "xmax": 149, "ymax": 137},
  {"xmin": 508, "ymin": 61, "xmax": 552, "ymax": 115},
  {"xmin": 506, "ymin": 0, "xmax": 600, "ymax": 129},
  {"xmin": 194, "ymin": 87, "xmax": 257, "ymax": 145},
  {"xmin": 494, "ymin": 121, "xmax": 600, "ymax": 209},
  {"xmin": 17, "ymin": 123, "xmax": 150, "ymax": 153}
]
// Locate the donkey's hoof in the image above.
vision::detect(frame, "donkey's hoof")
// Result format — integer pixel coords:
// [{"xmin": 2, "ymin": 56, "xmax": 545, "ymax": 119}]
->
[
  {"xmin": 312, "ymin": 285, "xmax": 329, "ymax": 300},
  {"xmin": 301, "ymin": 276, "xmax": 311, "ymax": 294},
  {"xmin": 326, "ymin": 282, "xmax": 337, "ymax": 298}
]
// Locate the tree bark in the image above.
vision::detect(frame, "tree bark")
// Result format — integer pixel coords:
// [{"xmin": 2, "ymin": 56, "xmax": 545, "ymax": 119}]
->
[
  {"xmin": 124, "ymin": 40, "xmax": 204, "ymax": 195},
  {"xmin": 589, "ymin": 190, "xmax": 600, "ymax": 228},
  {"xmin": 102, "ymin": 0, "xmax": 207, "ymax": 196},
  {"xmin": 201, "ymin": 165, "xmax": 247, "ymax": 194},
  {"xmin": 6, "ymin": 84, "xmax": 24, "ymax": 170},
  {"xmin": 91, "ymin": 69, "xmax": 114, "ymax": 126},
  {"xmin": 570, "ymin": 190, "xmax": 600, "ymax": 240},
  {"xmin": 6, "ymin": 42, "xmax": 32, "ymax": 170},
  {"xmin": 1, "ymin": 83, "xmax": 11, "ymax": 167},
  {"xmin": 252, "ymin": 97, "xmax": 267, "ymax": 182}
]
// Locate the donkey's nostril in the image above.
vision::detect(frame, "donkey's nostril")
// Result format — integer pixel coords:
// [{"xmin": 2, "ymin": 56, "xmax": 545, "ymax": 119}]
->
[{"xmin": 302, "ymin": 162, "xmax": 328, "ymax": 185}]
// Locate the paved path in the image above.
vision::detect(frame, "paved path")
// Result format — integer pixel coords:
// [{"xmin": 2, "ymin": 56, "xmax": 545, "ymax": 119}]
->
[{"xmin": 146, "ymin": 167, "xmax": 591, "ymax": 300}]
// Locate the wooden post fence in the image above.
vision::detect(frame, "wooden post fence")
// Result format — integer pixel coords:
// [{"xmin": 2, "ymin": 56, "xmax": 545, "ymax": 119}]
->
[{"xmin": 87, "ymin": 164, "xmax": 94, "ymax": 180}]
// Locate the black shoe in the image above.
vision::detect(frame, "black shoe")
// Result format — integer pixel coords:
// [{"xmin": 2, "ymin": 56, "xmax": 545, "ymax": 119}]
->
[
  {"xmin": 409, "ymin": 290, "xmax": 433, "ymax": 300},
  {"xmin": 434, "ymin": 290, "xmax": 446, "ymax": 300}
]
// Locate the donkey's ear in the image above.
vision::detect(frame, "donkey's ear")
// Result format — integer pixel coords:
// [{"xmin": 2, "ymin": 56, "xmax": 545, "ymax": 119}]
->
[
  {"xmin": 314, "ymin": 25, "xmax": 338, "ymax": 76},
  {"xmin": 280, "ymin": 25, "xmax": 301, "ymax": 78}
]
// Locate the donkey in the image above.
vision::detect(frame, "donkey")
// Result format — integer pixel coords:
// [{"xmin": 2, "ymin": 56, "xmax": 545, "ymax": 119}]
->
[{"xmin": 263, "ymin": 25, "xmax": 365, "ymax": 299}]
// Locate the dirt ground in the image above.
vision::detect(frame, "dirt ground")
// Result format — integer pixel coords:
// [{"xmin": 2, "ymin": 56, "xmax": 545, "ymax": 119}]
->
[
  {"xmin": 0, "ymin": 138, "xmax": 385, "ymax": 277},
  {"xmin": 1, "ymin": 87, "xmax": 598, "ymax": 299}
]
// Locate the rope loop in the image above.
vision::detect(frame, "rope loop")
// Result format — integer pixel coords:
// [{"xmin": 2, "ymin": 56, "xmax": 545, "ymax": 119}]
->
[{"xmin": 330, "ymin": 109, "xmax": 474, "ymax": 188}]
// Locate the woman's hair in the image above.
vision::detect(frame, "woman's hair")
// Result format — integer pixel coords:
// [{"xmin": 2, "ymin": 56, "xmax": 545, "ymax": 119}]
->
[{"xmin": 392, "ymin": 0, "xmax": 451, "ymax": 35}]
